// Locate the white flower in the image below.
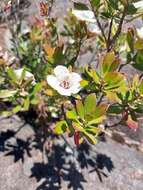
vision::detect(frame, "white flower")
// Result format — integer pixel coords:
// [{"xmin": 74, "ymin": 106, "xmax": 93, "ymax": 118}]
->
[
  {"xmin": 72, "ymin": 10, "xmax": 96, "ymax": 23},
  {"xmin": 133, "ymin": 1, "xmax": 143, "ymax": 10},
  {"xmin": 136, "ymin": 27, "xmax": 143, "ymax": 39},
  {"xmin": 14, "ymin": 68, "xmax": 35, "ymax": 85},
  {"xmin": 71, "ymin": 9, "xmax": 100, "ymax": 34},
  {"xmin": 47, "ymin": 65, "xmax": 82, "ymax": 96}
]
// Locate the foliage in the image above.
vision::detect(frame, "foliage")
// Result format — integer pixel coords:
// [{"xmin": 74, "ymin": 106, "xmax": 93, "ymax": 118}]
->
[{"xmin": 0, "ymin": 0, "xmax": 143, "ymax": 146}]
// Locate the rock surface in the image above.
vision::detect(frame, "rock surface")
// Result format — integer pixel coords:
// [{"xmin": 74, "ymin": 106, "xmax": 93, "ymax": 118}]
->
[{"xmin": 0, "ymin": 116, "xmax": 143, "ymax": 190}]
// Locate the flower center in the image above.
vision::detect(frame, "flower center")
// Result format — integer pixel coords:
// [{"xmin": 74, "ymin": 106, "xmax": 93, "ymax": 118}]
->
[{"xmin": 60, "ymin": 80, "xmax": 70, "ymax": 89}]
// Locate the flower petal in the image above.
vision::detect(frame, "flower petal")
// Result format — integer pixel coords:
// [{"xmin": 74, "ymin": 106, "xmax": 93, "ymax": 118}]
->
[
  {"xmin": 25, "ymin": 71, "xmax": 34, "ymax": 79},
  {"xmin": 72, "ymin": 10, "xmax": 96, "ymax": 23},
  {"xmin": 137, "ymin": 27, "xmax": 143, "ymax": 39},
  {"xmin": 133, "ymin": 1, "xmax": 143, "ymax": 9},
  {"xmin": 69, "ymin": 84, "xmax": 81, "ymax": 94},
  {"xmin": 15, "ymin": 68, "xmax": 34, "ymax": 78},
  {"xmin": 47, "ymin": 75, "xmax": 71, "ymax": 96},
  {"xmin": 14, "ymin": 68, "xmax": 35, "ymax": 82},
  {"xmin": 47, "ymin": 75, "xmax": 60, "ymax": 89},
  {"xmin": 54, "ymin": 65, "xmax": 69, "ymax": 79},
  {"xmin": 56, "ymin": 87, "xmax": 72, "ymax": 96},
  {"xmin": 71, "ymin": 72, "xmax": 82, "ymax": 84},
  {"xmin": 14, "ymin": 68, "xmax": 23, "ymax": 78}
]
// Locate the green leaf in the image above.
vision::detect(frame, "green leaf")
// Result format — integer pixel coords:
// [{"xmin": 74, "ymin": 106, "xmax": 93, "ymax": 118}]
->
[
  {"xmin": 32, "ymin": 83, "xmax": 42, "ymax": 94},
  {"xmin": 23, "ymin": 97, "xmax": 30, "ymax": 110},
  {"xmin": 20, "ymin": 68, "xmax": 26, "ymax": 82},
  {"xmin": 127, "ymin": 29, "xmax": 134, "ymax": 52},
  {"xmin": 101, "ymin": 52, "xmax": 119, "ymax": 75},
  {"xmin": 74, "ymin": 2, "xmax": 88, "ymax": 10},
  {"xmin": 7, "ymin": 68, "xmax": 17, "ymax": 82},
  {"xmin": 1, "ymin": 111, "xmax": 12, "ymax": 117},
  {"xmin": 127, "ymin": 4, "xmax": 137, "ymax": 15},
  {"xmin": 54, "ymin": 121, "xmax": 68, "ymax": 134},
  {"xmin": 133, "ymin": 51, "xmax": 143, "ymax": 71},
  {"xmin": 88, "ymin": 116, "xmax": 106, "ymax": 125},
  {"xmin": 107, "ymin": 103, "xmax": 123, "ymax": 114},
  {"xmin": 66, "ymin": 109, "xmax": 77, "ymax": 120},
  {"xmin": 104, "ymin": 72, "xmax": 126, "ymax": 91},
  {"xmin": 85, "ymin": 126, "xmax": 101, "ymax": 136},
  {"xmin": 13, "ymin": 105, "xmax": 22, "ymax": 114},
  {"xmin": 108, "ymin": 0, "xmax": 118, "ymax": 9},
  {"xmin": 84, "ymin": 94, "xmax": 96, "ymax": 115},
  {"xmin": 80, "ymin": 79, "xmax": 89, "ymax": 87},
  {"xmin": 85, "ymin": 67, "xmax": 100, "ymax": 84},
  {"xmin": 0, "ymin": 90, "xmax": 17, "ymax": 99},
  {"xmin": 90, "ymin": 69, "xmax": 100, "ymax": 84},
  {"xmin": 83, "ymin": 130, "xmax": 97, "ymax": 144},
  {"xmin": 139, "ymin": 81, "xmax": 143, "ymax": 94},
  {"xmin": 30, "ymin": 97, "xmax": 40, "ymax": 105},
  {"xmin": 93, "ymin": 104, "xmax": 108, "ymax": 119},
  {"xmin": 72, "ymin": 122, "xmax": 84, "ymax": 132},
  {"xmin": 53, "ymin": 47, "xmax": 65, "ymax": 65},
  {"xmin": 134, "ymin": 39, "xmax": 143, "ymax": 50},
  {"xmin": 91, "ymin": 0, "xmax": 100, "ymax": 7},
  {"xmin": 76, "ymin": 100, "xmax": 84, "ymax": 119}
]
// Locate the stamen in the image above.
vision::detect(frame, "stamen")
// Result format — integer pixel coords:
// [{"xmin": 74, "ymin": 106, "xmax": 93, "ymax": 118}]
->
[{"xmin": 60, "ymin": 80, "xmax": 70, "ymax": 89}]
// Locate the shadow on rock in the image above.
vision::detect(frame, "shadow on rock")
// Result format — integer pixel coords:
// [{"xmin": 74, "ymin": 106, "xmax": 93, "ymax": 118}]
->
[
  {"xmin": 77, "ymin": 143, "xmax": 114, "ymax": 182},
  {"xmin": 30, "ymin": 144, "xmax": 87, "ymax": 190},
  {"xmin": 5, "ymin": 137, "xmax": 32, "ymax": 162},
  {"xmin": 0, "ymin": 121, "xmax": 114, "ymax": 189}
]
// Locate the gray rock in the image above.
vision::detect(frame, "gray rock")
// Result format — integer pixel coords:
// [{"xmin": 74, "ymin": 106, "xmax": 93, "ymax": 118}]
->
[{"xmin": 0, "ymin": 116, "xmax": 143, "ymax": 190}]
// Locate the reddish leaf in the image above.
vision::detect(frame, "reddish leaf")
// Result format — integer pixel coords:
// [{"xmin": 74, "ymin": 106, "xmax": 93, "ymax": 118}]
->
[
  {"xmin": 34, "ymin": 17, "xmax": 45, "ymax": 28},
  {"xmin": 74, "ymin": 131, "xmax": 80, "ymax": 146},
  {"xmin": 4, "ymin": 1, "xmax": 12, "ymax": 12},
  {"xmin": 126, "ymin": 115, "xmax": 139, "ymax": 131},
  {"xmin": 39, "ymin": 1, "xmax": 48, "ymax": 16}
]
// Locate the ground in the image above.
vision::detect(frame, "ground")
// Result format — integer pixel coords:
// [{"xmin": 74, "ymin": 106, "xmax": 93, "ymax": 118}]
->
[{"xmin": 0, "ymin": 116, "xmax": 143, "ymax": 190}]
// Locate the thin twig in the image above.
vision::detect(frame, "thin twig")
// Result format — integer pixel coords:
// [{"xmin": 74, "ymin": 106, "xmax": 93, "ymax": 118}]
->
[
  {"xmin": 109, "ymin": 6, "xmax": 127, "ymax": 50},
  {"xmin": 118, "ymin": 63, "xmax": 126, "ymax": 72},
  {"xmin": 89, "ymin": 0, "xmax": 108, "ymax": 48},
  {"xmin": 107, "ymin": 17, "xmax": 113, "ymax": 51},
  {"xmin": 139, "ymin": 73, "xmax": 143, "ymax": 80},
  {"xmin": 97, "ymin": 93, "xmax": 104, "ymax": 106}
]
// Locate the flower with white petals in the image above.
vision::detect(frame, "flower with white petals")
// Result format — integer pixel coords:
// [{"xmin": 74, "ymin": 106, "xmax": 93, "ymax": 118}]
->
[
  {"xmin": 47, "ymin": 65, "xmax": 82, "ymax": 96},
  {"xmin": 14, "ymin": 68, "xmax": 35, "ymax": 85},
  {"xmin": 72, "ymin": 10, "xmax": 100, "ymax": 34},
  {"xmin": 136, "ymin": 27, "xmax": 143, "ymax": 39},
  {"xmin": 133, "ymin": 1, "xmax": 143, "ymax": 10}
]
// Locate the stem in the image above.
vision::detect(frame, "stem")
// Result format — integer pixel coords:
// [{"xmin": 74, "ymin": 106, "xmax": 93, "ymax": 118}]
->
[
  {"xmin": 97, "ymin": 93, "xmax": 104, "ymax": 106},
  {"xmin": 107, "ymin": 17, "xmax": 113, "ymax": 51},
  {"xmin": 89, "ymin": 0, "xmax": 108, "ymax": 48},
  {"xmin": 48, "ymin": 0, "xmax": 55, "ymax": 17},
  {"xmin": 74, "ymin": 38, "xmax": 83, "ymax": 63},
  {"xmin": 109, "ymin": 6, "xmax": 127, "ymax": 50},
  {"xmin": 139, "ymin": 73, "xmax": 143, "ymax": 80},
  {"xmin": 118, "ymin": 63, "xmax": 126, "ymax": 72},
  {"xmin": 61, "ymin": 102, "xmax": 81, "ymax": 171}
]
